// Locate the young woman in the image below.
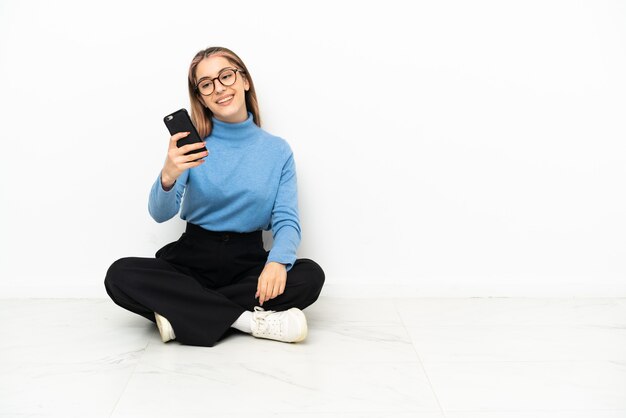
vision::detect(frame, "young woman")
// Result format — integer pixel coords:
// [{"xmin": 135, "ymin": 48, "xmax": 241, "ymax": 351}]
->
[{"xmin": 104, "ymin": 46, "xmax": 325, "ymax": 347}]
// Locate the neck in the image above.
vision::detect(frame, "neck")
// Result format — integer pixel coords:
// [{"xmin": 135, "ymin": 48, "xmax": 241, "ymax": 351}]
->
[{"xmin": 210, "ymin": 111, "xmax": 258, "ymax": 142}]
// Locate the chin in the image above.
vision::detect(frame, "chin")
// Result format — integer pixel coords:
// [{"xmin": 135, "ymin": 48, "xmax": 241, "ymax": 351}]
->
[{"xmin": 214, "ymin": 105, "xmax": 246, "ymax": 121}]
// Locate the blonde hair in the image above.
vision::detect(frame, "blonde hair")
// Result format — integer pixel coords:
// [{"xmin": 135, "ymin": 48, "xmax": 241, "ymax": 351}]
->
[{"xmin": 187, "ymin": 47, "xmax": 261, "ymax": 139}]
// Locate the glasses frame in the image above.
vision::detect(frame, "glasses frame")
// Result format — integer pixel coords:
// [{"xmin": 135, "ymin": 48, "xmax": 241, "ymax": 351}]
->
[{"xmin": 194, "ymin": 67, "xmax": 244, "ymax": 96}]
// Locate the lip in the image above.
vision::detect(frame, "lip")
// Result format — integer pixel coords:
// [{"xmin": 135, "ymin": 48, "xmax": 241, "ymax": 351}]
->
[{"xmin": 215, "ymin": 94, "xmax": 234, "ymax": 106}]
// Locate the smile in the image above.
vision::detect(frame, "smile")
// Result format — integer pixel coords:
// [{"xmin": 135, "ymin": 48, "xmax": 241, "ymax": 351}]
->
[{"xmin": 217, "ymin": 95, "xmax": 234, "ymax": 105}]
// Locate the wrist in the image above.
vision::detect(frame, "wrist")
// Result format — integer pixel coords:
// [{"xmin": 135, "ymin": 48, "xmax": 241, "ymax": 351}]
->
[
  {"xmin": 160, "ymin": 171, "xmax": 176, "ymax": 191},
  {"xmin": 161, "ymin": 170, "xmax": 176, "ymax": 189}
]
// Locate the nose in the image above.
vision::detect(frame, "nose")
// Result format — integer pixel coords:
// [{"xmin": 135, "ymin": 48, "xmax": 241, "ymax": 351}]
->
[{"xmin": 214, "ymin": 80, "xmax": 226, "ymax": 94}]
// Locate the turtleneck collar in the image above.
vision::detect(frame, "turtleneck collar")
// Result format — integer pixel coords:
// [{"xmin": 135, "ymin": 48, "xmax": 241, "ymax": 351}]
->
[{"xmin": 210, "ymin": 111, "xmax": 258, "ymax": 144}]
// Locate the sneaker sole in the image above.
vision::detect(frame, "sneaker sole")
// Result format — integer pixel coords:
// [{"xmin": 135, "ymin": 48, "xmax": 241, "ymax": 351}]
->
[{"xmin": 154, "ymin": 312, "xmax": 174, "ymax": 343}]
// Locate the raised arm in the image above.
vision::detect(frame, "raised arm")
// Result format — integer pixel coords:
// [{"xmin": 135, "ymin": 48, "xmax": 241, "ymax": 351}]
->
[{"xmin": 148, "ymin": 131, "xmax": 208, "ymax": 222}]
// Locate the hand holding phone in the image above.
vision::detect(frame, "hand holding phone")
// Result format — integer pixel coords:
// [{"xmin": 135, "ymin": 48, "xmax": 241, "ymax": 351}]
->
[
  {"xmin": 163, "ymin": 108, "xmax": 206, "ymax": 153},
  {"xmin": 163, "ymin": 108, "xmax": 207, "ymax": 155},
  {"xmin": 161, "ymin": 109, "xmax": 209, "ymax": 186}
]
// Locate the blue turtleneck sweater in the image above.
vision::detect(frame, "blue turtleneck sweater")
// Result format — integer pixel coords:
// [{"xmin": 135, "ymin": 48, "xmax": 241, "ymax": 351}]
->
[{"xmin": 148, "ymin": 111, "xmax": 301, "ymax": 272}]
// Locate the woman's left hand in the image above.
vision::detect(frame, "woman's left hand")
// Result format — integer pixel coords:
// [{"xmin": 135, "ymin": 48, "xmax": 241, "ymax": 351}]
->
[{"xmin": 256, "ymin": 261, "xmax": 287, "ymax": 306}]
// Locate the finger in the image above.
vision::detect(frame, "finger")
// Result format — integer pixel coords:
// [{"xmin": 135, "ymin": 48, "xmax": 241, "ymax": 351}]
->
[
  {"xmin": 264, "ymin": 282, "xmax": 275, "ymax": 301},
  {"xmin": 169, "ymin": 131, "xmax": 191, "ymax": 147},
  {"xmin": 174, "ymin": 149, "xmax": 207, "ymax": 164},
  {"xmin": 256, "ymin": 279, "xmax": 262, "ymax": 299},
  {"xmin": 270, "ymin": 282, "xmax": 280, "ymax": 299},
  {"xmin": 178, "ymin": 159, "xmax": 205, "ymax": 170},
  {"xmin": 174, "ymin": 146, "xmax": 206, "ymax": 161},
  {"xmin": 262, "ymin": 282, "xmax": 271, "ymax": 305},
  {"xmin": 259, "ymin": 281, "xmax": 268, "ymax": 306},
  {"xmin": 193, "ymin": 160, "xmax": 206, "ymax": 168},
  {"xmin": 180, "ymin": 141, "xmax": 207, "ymax": 154},
  {"xmin": 181, "ymin": 150, "xmax": 209, "ymax": 164},
  {"xmin": 264, "ymin": 281, "xmax": 272, "ymax": 299}
]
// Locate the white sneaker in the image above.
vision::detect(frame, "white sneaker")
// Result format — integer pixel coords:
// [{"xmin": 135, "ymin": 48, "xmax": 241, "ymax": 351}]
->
[
  {"xmin": 251, "ymin": 306, "xmax": 308, "ymax": 343},
  {"xmin": 154, "ymin": 312, "xmax": 176, "ymax": 342}
]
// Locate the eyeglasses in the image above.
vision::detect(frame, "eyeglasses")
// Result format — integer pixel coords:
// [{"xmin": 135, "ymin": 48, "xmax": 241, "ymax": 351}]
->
[{"xmin": 194, "ymin": 68, "xmax": 244, "ymax": 96}]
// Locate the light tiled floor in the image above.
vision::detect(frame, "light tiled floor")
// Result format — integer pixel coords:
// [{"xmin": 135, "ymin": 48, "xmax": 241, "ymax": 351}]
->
[{"xmin": 1, "ymin": 297, "xmax": 625, "ymax": 417}]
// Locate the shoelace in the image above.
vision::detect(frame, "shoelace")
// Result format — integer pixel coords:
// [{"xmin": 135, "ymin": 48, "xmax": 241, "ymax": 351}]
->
[{"xmin": 252, "ymin": 307, "xmax": 283, "ymax": 337}]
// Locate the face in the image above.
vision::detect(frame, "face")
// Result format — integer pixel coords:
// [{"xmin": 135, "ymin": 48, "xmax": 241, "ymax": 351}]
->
[{"xmin": 194, "ymin": 55, "xmax": 250, "ymax": 123}]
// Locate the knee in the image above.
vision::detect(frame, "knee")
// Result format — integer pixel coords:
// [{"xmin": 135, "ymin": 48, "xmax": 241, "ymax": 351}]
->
[
  {"xmin": 299, "ymin": 258, "xmax": 325, "ymax": 292},
  {"xmin": 104, "ymin": 257, "xmax": 136, "ymax": 288}
]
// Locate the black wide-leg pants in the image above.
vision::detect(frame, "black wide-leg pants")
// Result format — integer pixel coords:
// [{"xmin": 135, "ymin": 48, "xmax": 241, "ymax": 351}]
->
[{"xmin": 104, "ymin": 222, "xmax": 325, "ymax": 347}]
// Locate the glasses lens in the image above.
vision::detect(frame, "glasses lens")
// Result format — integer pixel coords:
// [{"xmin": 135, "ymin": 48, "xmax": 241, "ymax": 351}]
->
[
  {"xmin": 198, "ymin": 79, "xmax": 214, "ymax": 96},
  {"xmin": 219, "ymin": 69, "xmax": 236, "ymax": 86}
]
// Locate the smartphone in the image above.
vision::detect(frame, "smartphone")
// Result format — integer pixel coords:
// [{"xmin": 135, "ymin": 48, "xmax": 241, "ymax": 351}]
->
[{"xmin": 163, "ymin": 108, "xmax": 207, "ymax": 160}]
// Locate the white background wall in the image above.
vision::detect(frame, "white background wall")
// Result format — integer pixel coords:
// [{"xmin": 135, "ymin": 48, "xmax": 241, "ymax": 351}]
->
[{"xmin": 0, "ymin": 0, "xmax": 624, "ymax": 297}]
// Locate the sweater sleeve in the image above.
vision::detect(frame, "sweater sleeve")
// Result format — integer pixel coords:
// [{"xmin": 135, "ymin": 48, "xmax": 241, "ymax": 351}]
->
[
  {"xmin": 148, "ymin": 170, "xmax": 188, "ymax": 223},
  {"xmin": 266, "ymin": 151, "xmax": 302, "ymax": 272}
]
